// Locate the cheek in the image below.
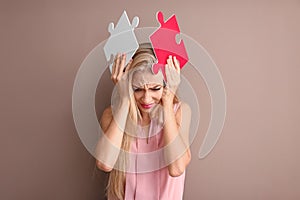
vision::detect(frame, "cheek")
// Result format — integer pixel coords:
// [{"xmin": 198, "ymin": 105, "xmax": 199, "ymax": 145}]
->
[
  {"xmin": 155, "ymin": 90, "xmax": 163, "ymax": 100},
  {"xmin": 133, "ymin": 92, "xmax": 140, "ymax": 101},
  {"xmin": 133, "ymin": 91, "xmax": 146, "ymax": 102}
]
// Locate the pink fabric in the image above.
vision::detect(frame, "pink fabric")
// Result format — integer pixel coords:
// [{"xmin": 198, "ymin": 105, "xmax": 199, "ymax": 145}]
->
[{"xmin": 124, "ymin": 104, "xmax": 186, "ymax": 200}]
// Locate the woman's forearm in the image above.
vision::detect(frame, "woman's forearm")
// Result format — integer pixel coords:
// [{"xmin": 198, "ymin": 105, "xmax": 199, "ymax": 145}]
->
[
  {"xmin": 95, "ymin": 100, "xmax": 129, "ymax": 171},
  {"xmin": 104, "ymin": 100, "xmax": 129, "ymax": 146},
  {"xmin": 163, "ymin": 103, "xmax": 191, "ymax": 177}
]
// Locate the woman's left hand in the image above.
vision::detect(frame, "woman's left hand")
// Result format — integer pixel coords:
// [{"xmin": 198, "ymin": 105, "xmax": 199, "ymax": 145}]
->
[{"xmin": 162, "ymin": 55, "xmax": 181, "ymax": 106}]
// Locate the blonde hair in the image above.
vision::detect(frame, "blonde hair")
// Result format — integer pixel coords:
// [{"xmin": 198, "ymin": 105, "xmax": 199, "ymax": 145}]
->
[{"xmin": 106, "ymin": 45, "xmax": 179, "ymax": 199}]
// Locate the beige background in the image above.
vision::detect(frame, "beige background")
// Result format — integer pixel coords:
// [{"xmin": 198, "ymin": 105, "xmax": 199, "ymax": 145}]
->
[{"xmin": 1, "ymin": 0, "xmax": 300, "ymax": 199}]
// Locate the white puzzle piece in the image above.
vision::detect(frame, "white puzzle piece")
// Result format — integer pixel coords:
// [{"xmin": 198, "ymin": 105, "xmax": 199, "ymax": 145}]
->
[{"xmin": 103, "ymin": 10, "xmax": 139, "ymax": 73}]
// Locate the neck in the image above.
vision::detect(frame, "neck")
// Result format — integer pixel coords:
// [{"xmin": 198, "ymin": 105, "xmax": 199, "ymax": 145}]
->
[{"xmin": 140, "ymin": 112, "xmax": 151, "ymax": 126}]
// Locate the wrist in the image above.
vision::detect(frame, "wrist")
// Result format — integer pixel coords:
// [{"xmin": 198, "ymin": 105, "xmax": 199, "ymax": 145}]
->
[{"xmin": 163, "ymin": 102, "xmax": 173, "ymax": 111}]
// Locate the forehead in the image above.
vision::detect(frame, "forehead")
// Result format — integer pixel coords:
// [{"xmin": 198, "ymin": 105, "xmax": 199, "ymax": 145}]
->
[{"xmin": 131, "ymin": 68, "xmax": 164, "ymax": 86}]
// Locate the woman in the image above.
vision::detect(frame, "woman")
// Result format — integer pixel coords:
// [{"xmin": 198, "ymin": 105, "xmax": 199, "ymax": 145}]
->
[{"xmin": 95, "ymin": 45, "xmax": 191, "ymax": 200}]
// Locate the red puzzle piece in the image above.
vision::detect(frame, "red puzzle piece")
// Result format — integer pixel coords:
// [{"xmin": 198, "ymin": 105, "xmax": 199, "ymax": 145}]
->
[{"xmin": 150, "ymin": 11, "xmax": 189, "ymax": 82}]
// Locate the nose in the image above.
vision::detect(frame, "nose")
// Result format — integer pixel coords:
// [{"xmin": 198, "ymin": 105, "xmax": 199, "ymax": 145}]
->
[{"xmin": 142, "ymin": 89, "xmax": 151, "ymax": 102}]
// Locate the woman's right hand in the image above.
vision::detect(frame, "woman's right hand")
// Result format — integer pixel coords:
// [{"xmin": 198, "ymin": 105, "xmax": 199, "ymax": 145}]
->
[{"xmin": 111, "ymin": 53, "xmax": 132, "ymax": 100}]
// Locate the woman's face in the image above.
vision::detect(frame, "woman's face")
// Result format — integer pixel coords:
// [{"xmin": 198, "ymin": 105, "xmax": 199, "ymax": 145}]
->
[{"xmin": 132, "ymin": 69, "xmax": 164, "ymax": 114}]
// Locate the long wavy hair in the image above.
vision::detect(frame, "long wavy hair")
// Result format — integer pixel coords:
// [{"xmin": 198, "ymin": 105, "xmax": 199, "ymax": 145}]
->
[{"xmin": 106, "ymin": 45, "xmax": 179, "ymax": 200}]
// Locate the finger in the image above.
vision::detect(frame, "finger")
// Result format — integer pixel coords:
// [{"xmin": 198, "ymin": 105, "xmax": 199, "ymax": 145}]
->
[
  {"xmin": 173, "ymin": 56, "xmax": 180, "ymax": 73},
  {"xmin": 114, "ymin": 53, "xmax": 121, "ymax": 76},
  {"xmin": 112, "ymin": 53, "xmax": 120, "ymax": 82},
  {"xmin": 166, "ymin": 63, "xmax": 179, "ymax": 92},
  {"xmin": 167, "ymin": 61, "xmax": 176, "ymax": 79},
  {"xmin": 165, "ymin": 64, "xmax": 171, "ymax": 81},
  {"xmin": 123, "ymin": 59, "xmax": 133, "ymax": 80},
  {"xmin": 120, "ymin": 53, "xmax": 126, "ymax": 72},
  {"xmin": 117, "ymin": 53, "xmax": 126, "ymax": 79},
  {"xmin": 111, "ymin": 54, "xmax": 118, "ymax": 75},
  {"xmin": 167, "ymin": 55, "xmax": 174, "ymax": 68},
  {"xmin": 124, "ymin": 59, "xmax": 133, "ymax": 73}
]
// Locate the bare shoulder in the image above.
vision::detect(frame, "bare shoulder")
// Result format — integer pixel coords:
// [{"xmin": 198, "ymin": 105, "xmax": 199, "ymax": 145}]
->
[{"xmin": 100, "ymin": 106, "xmax": 113, "ymax": 133}]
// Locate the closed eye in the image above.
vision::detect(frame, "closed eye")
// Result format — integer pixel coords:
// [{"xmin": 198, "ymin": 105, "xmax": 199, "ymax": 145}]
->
[
  {"xmin": 132, "ymin": 87, "xmax": 143, "ymax": 92},
  {"xmin": 150, "ymin": 87, "xmax": 162, "ymax": 91},
  {"xmin": 132, "ymin": 86, "xmax": 162, "ymax": 92}
]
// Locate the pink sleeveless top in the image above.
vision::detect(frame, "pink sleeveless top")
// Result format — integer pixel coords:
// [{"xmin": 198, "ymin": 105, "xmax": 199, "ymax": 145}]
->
[{"xmin": 124, "ymin": 103, "xmax": 185, "ymax": 200}]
